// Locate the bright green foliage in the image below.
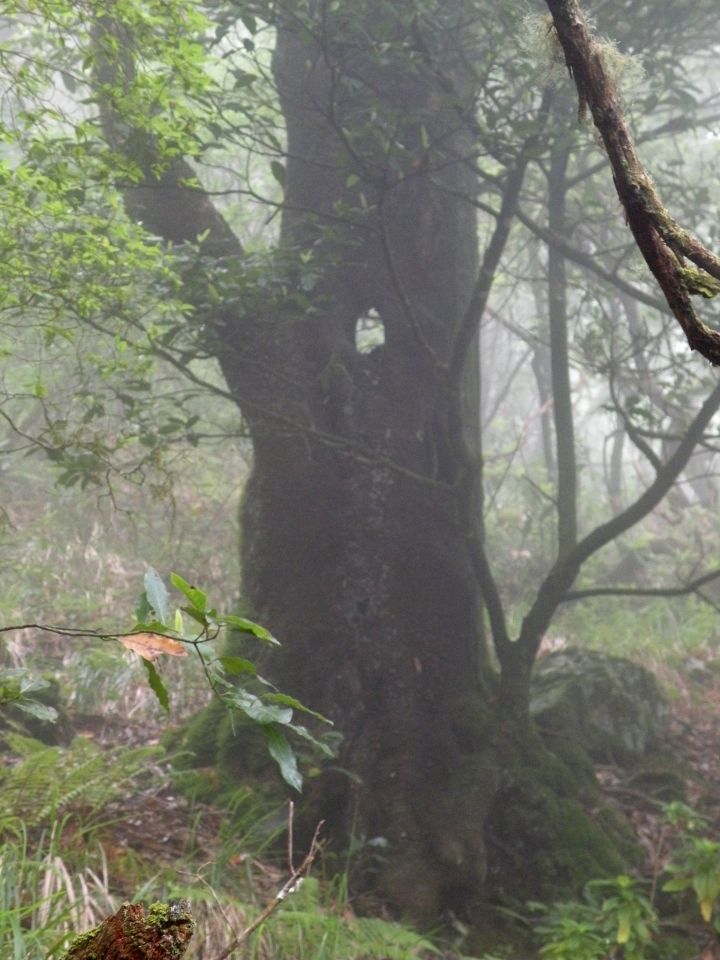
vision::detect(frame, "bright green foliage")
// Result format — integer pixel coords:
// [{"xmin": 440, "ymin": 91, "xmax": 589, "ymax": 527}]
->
[
  {"xmin": 0, "ymin": 0, "xmax": 224, "ymax": 490},
  {"xmin": 255, "ymin": 876, "xmax": 440, "ymax": 960},
  {"xmin": 663, "ymin": 831, "xmax": 720, "ymax": 927},
  {"xmin": 537, "ymin": 805, "xmax": 720, "ymax": 959},
  {"xmin": 537, "ymin": 902, "xmax": 609, "ymax": 960},
  {"xmin": 537, "ymin": 875, "xmax": 656, "ymax": 960},
  {"xmin": 586, "ymin": 875, "xmax": 656, "ymax": 957},
  {"xmin": 0, "ymin": 821, "xmax": 116, "ymax": 960}
]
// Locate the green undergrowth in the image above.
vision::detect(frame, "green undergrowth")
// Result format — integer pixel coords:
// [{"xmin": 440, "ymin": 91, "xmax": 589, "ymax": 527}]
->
[
  {"xmin": 1, "ymin": 715, "xmax": 717, "ymax": 959},
  {"xmin": 0, "ymin": 820, "xmax": 118, "ymax": 960},
  {"xmin": 247, "ymin": 875, "xmax": 440, "ymax": 960},
  {"xmin": 0, "ymin": 640, "xmax": 713, "ymax": 959},
  {"xmin": 0, "ymin": 728, "xmax": 483, "ymax": 959},
  {"xmin": 0, "ymin": 733, "xmax": 163, "ymax": 827},
  {"xmin": 556, "ymin": 594, "xmax": 718, "ymax": 668}
]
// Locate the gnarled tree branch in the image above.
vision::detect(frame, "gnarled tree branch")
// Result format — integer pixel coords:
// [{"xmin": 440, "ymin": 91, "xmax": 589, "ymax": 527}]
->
[{"xmin": 544, "ymin": 0, "xmax": 720, "ymax": 364}]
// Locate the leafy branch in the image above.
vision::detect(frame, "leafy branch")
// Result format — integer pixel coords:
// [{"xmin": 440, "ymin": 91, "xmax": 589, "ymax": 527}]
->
[{"xmin": 0, "ymin": 568, "xmax": 334, "ymax": 791}]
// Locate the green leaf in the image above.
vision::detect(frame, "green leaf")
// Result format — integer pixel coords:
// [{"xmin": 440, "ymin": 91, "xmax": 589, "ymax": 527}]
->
[
  {"xmin": 263, "ymin": 692, "xmax": 331, "ymax": 724},
  {"xmin": 144, "ymin": 567, "xmax": 170, "ymax": 625},
  {"xmin": 616, "ymin": 908, "xmax": 631, "ymax": 944},
  {"xmin": 289, "ymin": 723, "xmax": 336, "ymax": 758},
  {"xmin": 662, "ymin": 876, "xmax": 690, "ymax": 892},
  {"xmin": 693, "ymin": 874, "xmax": 713, "ymax": 901},
  {"xmin": 170, "ymin": 572, "xmax": 207, "ymax": 612},
  {"xmin": 143, "ymin": 659, "xmax": 170, "ymax": 713},
  {"xmin": 227, "ymin": 689, "xmax": 292, "ymax": 725},
  {"xmin": 130, "ymin": 618, "xmax": 169, "ymax": 635},
  {"xmin": 18, "ymin": 677, "xmax": 50, "ymax": 696},
  {"xmin": 15, "ymin": 701, "xmax": 58, "ymax": 722},
  {"xmin": 270, "ymin": 160, "xmax": 286, "ymax": 187},
  {"xmin": 700, "ymin": 897, "xmax": 714, "ymax": 923},
  {"xmin": 265, "ymin": 724, "xmax": 302, "ymax": 791},
  {"xmin": 215, "ymin": 614, "xmax": 279, "ymax": 644},
  {"xmin": 181, "ymin": 605, "xmax": 208, "ymax": 628},
  {"xmin": 135, "ymin": 591, "xmax": 153, "ymax": 624},
  {"xmin": 218, "ymin": 656, "xmax": 257, "ymax": 677}
]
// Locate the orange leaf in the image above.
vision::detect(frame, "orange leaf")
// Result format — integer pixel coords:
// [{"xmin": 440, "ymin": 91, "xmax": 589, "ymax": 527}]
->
[{"xmin": 119, "ymin": 633, "xmax": 188, "ymax": 661}]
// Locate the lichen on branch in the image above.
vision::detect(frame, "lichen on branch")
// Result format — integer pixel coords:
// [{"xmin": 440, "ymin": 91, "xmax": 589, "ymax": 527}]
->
[
  {"xmin": 543, "ymin": 0, "xmax": 720, "ymax": 365},
  {"xmin": 61, "ymin": 901, "xmax": 194, "ymax": 960}
]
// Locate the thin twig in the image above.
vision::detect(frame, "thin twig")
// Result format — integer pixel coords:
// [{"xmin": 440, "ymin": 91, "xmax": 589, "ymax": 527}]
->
[
  {"xmin": 562, "ymin": 567, "xmax": 720, "ymax": 603},
  {"xmin": 210, "ymin": 820, "xmax": 324, "ymax": 960},
  {"xmin": 287, "ymin": 800, "xmax": 295, "ymax": 874},
  {"xmin": 0, "ymin": 623, "xmax": 189, "ymax": 641}
]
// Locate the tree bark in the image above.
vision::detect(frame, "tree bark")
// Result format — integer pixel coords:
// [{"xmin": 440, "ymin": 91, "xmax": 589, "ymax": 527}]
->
[
  {"xmin": 61, "ymin": 903, "xmax": 194, "ymax": 960},
  {"xmin": 235, "ymin": 3, "xmax": 499, "ymax": 917},
  {"xmin": 544, "ymin": 0, "xmax": 720, "ymax": 364}
]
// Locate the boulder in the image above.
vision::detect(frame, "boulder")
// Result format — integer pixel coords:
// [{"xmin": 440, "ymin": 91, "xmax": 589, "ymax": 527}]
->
[{"xmin": 530, "ymin": 648, "xmax": 669, "ymax": 763}]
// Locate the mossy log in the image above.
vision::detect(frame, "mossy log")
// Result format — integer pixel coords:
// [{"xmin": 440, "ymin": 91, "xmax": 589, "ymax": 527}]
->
[{"xmin": 61, "ymin": 901, "xmax": 194, "ymax": 960}]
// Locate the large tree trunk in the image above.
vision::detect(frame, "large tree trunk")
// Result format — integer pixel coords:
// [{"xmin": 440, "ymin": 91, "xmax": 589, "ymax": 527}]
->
[
  {"xmin": 243, "ymin": 440, "xmax": 495, "ymax": 915},
  {"xmin": 235, "ymin": 3, "xmax": 497, "ymax": 916}
]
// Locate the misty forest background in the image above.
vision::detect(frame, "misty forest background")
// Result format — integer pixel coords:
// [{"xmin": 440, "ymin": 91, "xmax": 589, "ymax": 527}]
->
[{"xmin": 4, "ymin": 1, "xmax": 720, "ymax": 958}]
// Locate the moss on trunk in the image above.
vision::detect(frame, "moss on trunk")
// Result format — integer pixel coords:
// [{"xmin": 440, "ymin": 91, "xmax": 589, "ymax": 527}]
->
[{"xmin": 61, "ymin": 902, "xmax": 194, "ymax": 960}]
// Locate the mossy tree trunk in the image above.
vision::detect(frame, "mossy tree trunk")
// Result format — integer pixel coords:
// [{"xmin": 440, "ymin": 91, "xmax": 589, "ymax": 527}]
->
[
  {"xmin": 100, "ymin": 0, "xmax": 560, "ymax": 917},
  {"xmin": 237, "ymin": 4, "xmax": 497, "ymax": 916}
]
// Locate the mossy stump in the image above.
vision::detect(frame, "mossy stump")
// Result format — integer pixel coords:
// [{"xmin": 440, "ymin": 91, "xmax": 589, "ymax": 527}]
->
[{"xmin": 61, "ymin": 902, "xmax": 194, "ymax": 960}]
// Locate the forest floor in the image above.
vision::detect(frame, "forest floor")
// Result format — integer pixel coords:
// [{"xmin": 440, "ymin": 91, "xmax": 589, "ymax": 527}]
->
[
  {"xmin": 79, "ymin": 658, "xmax": 720, "ymax": 893},
  {"xmin": 16, "ymin": 654, "xmax": 720, "ymax": 959},
  {"xmin": 595, "ymin": 659, "xmax": 720, "ymax": 873},
  {"xmin": 64, "ymin": 663, "xmax": 720, "ymax": 912}
]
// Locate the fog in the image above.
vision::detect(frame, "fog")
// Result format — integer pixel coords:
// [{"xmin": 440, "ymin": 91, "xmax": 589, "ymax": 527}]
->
[{"xmin": 2, "ymin": 2, "xmax": 720, "ymax": 957}]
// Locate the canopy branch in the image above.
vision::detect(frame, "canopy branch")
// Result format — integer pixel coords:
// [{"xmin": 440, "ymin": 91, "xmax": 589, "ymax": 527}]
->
[
  {"xmin": 91, "ymin": 16, "xmax": 240, "ymax": 257},
  {"xmin": 544, "ymin": 0, "xmax": 720, "ymax": 364}
]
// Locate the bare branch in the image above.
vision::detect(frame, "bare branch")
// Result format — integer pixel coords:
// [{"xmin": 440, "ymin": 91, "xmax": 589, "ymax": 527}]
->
[
  {"xmin": 512, "ymin": 205, "xmax": 669, "ymax": 315},
  {"xmin": 516, "ymin": 377, "xmax": 720, "ymax": 660},
  {"xmin": 563, "ymin": 567, "xmax": 720, "ymax": 602}
]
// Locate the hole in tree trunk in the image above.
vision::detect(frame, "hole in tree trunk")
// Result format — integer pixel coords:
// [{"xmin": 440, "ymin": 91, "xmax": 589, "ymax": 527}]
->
[{"xmin": 355, "ymin": 309, "xmax": 385, "ymax": 353}]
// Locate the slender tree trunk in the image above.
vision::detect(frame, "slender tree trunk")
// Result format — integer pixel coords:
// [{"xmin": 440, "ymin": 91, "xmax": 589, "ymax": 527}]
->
[
  {"xmin": 547, "ymin": 134, "xmax": 577, "ymax": 555},
  {"xmin": 607, "ymin": 422, "xmax": 625, "ymax": 512},
  {"xmin": 532, "ymin": 344, "xmax": 557, "ymax": 481}
]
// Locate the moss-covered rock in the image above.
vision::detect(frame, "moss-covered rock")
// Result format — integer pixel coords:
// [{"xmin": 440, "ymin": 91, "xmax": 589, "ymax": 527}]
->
[{"xmin": 531, "ymin": 648, "xmax": 669, "ymax": 763}]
